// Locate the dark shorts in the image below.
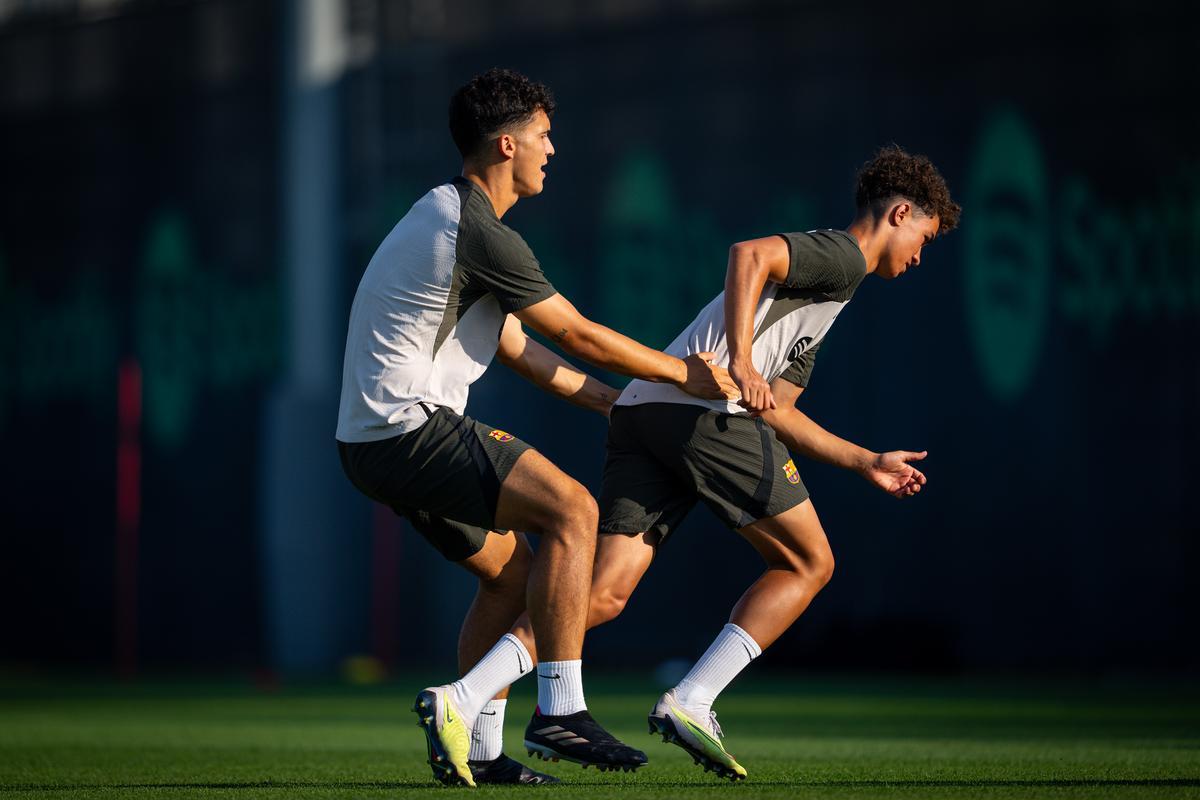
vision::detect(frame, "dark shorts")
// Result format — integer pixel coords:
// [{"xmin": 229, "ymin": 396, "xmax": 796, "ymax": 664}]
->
[
  {"xmin": 597, "ymin": 403, "xmax": 809, "ymax": 545},
  {"xmin": 338, "ymin": 406, "xmax": 533, "ymax": 562}
]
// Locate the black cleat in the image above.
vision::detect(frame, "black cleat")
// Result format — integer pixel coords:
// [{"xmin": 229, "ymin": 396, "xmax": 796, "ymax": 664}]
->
[
  {"xmin": 523, "ymin": 708, "xmax": 648, "ymax": 771},
  {"xmin": 468, "ymin": 753, "xmax": 561, "ymax": 785}
]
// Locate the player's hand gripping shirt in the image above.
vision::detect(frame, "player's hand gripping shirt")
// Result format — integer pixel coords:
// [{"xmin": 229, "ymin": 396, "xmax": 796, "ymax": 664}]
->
[
  {"xmin": 616, "ymin": 229, "xmax": 866, "ymax": 412},
  {"xmin": 336, "ymin": 178, "xmax": 557, "ymax": 443}
]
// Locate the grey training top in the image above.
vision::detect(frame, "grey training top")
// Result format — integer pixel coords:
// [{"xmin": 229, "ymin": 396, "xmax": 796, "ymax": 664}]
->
[
  {"xmin": 616, "ymin": 229, "xmax": 866, "ymax": 412},
  {"xmin": 336, "ymin": 177, "xmax": 556, "ymax": 443}
]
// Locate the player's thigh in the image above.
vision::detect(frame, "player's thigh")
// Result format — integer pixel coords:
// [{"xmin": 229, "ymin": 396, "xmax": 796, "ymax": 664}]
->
[
  {"xmin": 736, "ymin": 498, "xmax": 833, "ymax": 577},
  {"xmin": 339, "ymin": 409, "xmax": 529, "ymax": 533},
  {"xmin": 598, "ymin": 405, "xmax": 698, "ymax": 547},
  {"xmin": 686, "ymin": 411, "xmax": 810, "ymax": 530},
  {"xmin": 493, "ymin": 447, "xmax": 596, "ymax": 537}
]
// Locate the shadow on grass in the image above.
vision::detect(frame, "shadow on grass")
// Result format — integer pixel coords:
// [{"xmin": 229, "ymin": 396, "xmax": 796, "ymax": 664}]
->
[{"xmin": 3, "ymin": 779, "xmax": 1199, "ymax": 792}]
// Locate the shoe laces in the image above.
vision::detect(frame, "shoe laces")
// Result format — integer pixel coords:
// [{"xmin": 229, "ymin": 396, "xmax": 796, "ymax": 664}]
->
[{"xmin": 707, "ymin": 709, "xmax": 724, "ymax": 740}]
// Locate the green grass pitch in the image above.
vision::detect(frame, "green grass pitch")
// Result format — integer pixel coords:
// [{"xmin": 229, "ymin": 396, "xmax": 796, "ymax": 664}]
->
[{"xmin": 1, "ymin": 674, "xmax": 1197, "ymax": 799}]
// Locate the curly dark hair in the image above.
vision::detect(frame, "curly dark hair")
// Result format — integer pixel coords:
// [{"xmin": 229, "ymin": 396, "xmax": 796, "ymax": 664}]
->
[
  {"xmin": 448, "ymin": 68, "xmax": 557, "ymax": 159},
  {"xmin": 855, "ymin": 145, "xmax": 960, "ymax": 233}
]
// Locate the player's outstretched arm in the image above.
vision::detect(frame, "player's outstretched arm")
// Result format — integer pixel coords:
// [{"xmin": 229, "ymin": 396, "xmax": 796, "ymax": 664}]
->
[
  {"xmin": 496, "ymin": 315, "xmax": 617, "ymax": 416},
  {"xmin": 760, "ymin": 379, "xmax": 927, "ymax": 499},
  {"xmin": 514, "ymin": 293, "xmax": 740, "ymax": 402},
  {"xmin": 725, "ymin": 236, "xmax": 792, "ymax": 414}
]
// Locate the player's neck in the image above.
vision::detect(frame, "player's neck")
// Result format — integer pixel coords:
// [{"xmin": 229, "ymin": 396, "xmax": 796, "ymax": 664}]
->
[
  {"xmin": 462, "ymin": 166, "xmax": 519, "ymax": 219},
  {"xmin": 845, "ymin": 215, "xmax": 886, "ymax": 274}
]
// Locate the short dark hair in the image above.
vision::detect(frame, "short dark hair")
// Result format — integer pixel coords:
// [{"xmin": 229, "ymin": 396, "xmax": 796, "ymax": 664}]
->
[
  {"xmin": 448, "ymin": 68, "xmax": 556, "ymax": 159},
  {"xmin": 855, "ymin": 145, "xmax": 960, "ymax": 234}
]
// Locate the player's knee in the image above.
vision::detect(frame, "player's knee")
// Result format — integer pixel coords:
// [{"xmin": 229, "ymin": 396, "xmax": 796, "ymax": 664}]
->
[
  {"xmin": 546, "ymin": 482, "xmax": 599, "ymax": 540},
  {"xmin": 778, "ymin": 542, "xmax": 834, "ymax": 589},
  {"xmin": 573, "ymin": 487, "xmax": 600, "ymax": 530},
  {"xmin": 802, "ymin": 542, "xmax": 835, "ymax": 589},
  {"xmin": 813, "ymin": 548, "xmax": 835, "ymax": 588}
]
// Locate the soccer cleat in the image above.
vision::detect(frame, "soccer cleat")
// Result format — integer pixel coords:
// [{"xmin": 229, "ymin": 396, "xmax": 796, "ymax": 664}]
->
[
  {"xmin": 648, "ymin": 689, "xmax": 747, "ymax": 781},
  {"xmin": 523, "ymin": 708, "xmax": 649, "ymax": 771},
  {"xmin": 468, "ymin": 753, "xmax": 561, "ymax": 785},
  {"xmin": 412, "ymin": 686, "xmax": 475, "ymax": 787}
]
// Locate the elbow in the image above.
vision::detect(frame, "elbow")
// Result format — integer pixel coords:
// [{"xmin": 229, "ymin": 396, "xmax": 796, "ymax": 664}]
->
[
  {"xmin": 729, "ymin": 240, "xmax": 753, "ymax": 259},
  {"xmin": 728, "ymin": 241, "xmax": 768, "ymax": 284},
  {"xmin": 728, "ymin": 241, "xmax": 753, "ymax": 271}
]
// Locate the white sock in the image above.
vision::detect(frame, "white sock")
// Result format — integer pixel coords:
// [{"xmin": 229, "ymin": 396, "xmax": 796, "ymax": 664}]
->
[
  {"xmin": 537, "ymin": 659, "xmax": 586, "ymax": 716},
  {"xmin": 673, "ymin": 623, "xmax": 761, "ymax": 716},
  {"xmin": 449, "ymin": 633, "xmax": 532, "ymax": 725},
  {"xmin": 469, "ymin": 698, "xmax": 505, "ymax": 762}
]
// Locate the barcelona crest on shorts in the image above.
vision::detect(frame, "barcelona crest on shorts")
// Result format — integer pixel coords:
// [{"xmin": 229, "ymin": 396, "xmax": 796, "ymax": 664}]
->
[
  {"xmin": 783, "ymin": 459, "xmax": 800, "ymax": 485},
  {"xmin": 488, "ymin": 429, "xmax": 515, "ymax": 443}
]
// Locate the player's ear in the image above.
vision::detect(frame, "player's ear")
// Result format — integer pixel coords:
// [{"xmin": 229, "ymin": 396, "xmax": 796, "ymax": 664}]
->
[
  {"xmin": 889, "ymin": 201, "xmax": 910, "ymax": 227},
  {"xmin": 496, "ymin": 132, "xmax": 517, "ymax": 161}
]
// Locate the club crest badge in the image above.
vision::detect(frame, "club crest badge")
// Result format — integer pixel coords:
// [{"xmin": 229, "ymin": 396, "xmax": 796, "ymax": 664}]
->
[
  {"xmin": 488, "ymin": 429, "xmax": 515, "ymax": 443},
  {"xmin": 783, "ymin": 459, "xmax": 800, "ymax": 485}
]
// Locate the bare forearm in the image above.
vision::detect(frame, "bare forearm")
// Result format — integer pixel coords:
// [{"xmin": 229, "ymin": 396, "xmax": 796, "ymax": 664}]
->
[
  {"xmin": 558, "ymin": 322, "xmax": 686, "ymax": 386},
  {"xmin": 505, "ymin": 337, "xmax": 617, "ymax": 415},
  {"xmin": 528, "ymin": 360, "xmax": 616, "ymax": 416},
  {"xmin": 763, "ymin": 406, "xmax": 875, "ymax": 473}
]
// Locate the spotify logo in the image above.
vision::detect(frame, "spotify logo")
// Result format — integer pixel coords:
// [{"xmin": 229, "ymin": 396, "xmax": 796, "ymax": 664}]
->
[{"xmin": 963, "ymin": 110, "xmax": 1051, "ymax": 402}]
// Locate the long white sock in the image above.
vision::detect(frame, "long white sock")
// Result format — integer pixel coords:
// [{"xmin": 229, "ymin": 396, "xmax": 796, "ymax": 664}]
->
[
  {"xmin": 449, "ymin": 633, "xmax": 532, "ymax": 725},
  {"xmin": 537, "ymin": 659, "xmax": 586, "ymax": 716},
  {"xmin": 673, "ymin": 623, "xmax": 761, "ymax": 716},
  {"xmin": 469, "ymin": 698, "xmax": 506, "ymax": 761}
]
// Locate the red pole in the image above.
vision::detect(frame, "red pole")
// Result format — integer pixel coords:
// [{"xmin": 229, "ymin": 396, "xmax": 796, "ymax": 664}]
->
[{"xmin": 115, "ymin": 359, "xmax": 142, "ymax": 678}]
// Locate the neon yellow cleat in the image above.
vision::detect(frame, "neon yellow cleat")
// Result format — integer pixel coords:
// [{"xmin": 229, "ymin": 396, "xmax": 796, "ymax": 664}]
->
[
  {"xmin": 647, "ymin": 689, "xmax": 747, "ymax": 781},
  {"xmin": 413, "ymin": 686, "xmax": 476, "ymax": 787}
]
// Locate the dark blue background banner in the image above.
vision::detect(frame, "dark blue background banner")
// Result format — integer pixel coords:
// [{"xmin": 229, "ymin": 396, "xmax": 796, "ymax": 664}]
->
[{"xmin": 0, "ymin": 0, "xmax": 1195, "ymax": 676}]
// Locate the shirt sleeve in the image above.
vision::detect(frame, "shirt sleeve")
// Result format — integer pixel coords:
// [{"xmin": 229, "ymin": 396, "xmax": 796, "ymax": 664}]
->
[
  {"xmin": 472, "ymin": 223, "xmax": 558, "ymax": 313},
  {"xmin": 776, "ymin": 338, "xmax": 822, "ymax": 388},
  {"xmin": 777, "ymin": 231, "xmax": 863, "ymax": 294}
]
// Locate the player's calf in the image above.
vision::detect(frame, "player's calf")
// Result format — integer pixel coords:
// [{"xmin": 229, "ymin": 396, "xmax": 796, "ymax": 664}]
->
[{"xmin": 586, "ymin": 582, "xmax": 632, "ymax": 628}]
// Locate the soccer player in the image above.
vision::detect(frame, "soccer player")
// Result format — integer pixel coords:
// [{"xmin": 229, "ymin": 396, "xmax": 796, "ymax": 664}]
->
[
  {"xmin": 513, "ymin": 145, "xmax": 960, "ymax": 780},
  {"xmin": 335, "ymin": 68, "xmax": 736, "ymax": 787}
]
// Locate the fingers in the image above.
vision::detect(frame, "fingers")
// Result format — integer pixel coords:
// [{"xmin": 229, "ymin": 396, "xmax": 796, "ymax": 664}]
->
[
  {"xmin": 728, "ymin": 359, "xmax": 774, "ymax": 413},
  {"xmin": 902, "ymin": 450, "xmax": 928, "ymax": 462},
  {"xmin": 741, "ymin": 378, "xmax": 775, "ymax": 413},
  {"xmin": 884, "ymin": 469, "xmax": 926, "ymax": 499},
  {"xmin": 682, "ymin": 353, "xmax": 743, "ymax": 402},
  {"xmin": 711, "ymin": 365, "xmax": 741, "ymax": 400}
]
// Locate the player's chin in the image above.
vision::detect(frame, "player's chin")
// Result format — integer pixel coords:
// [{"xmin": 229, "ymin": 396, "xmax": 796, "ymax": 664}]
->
[{"xmin": 517, "ymin": 179, "xmax": 546, "ymax": 198}]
